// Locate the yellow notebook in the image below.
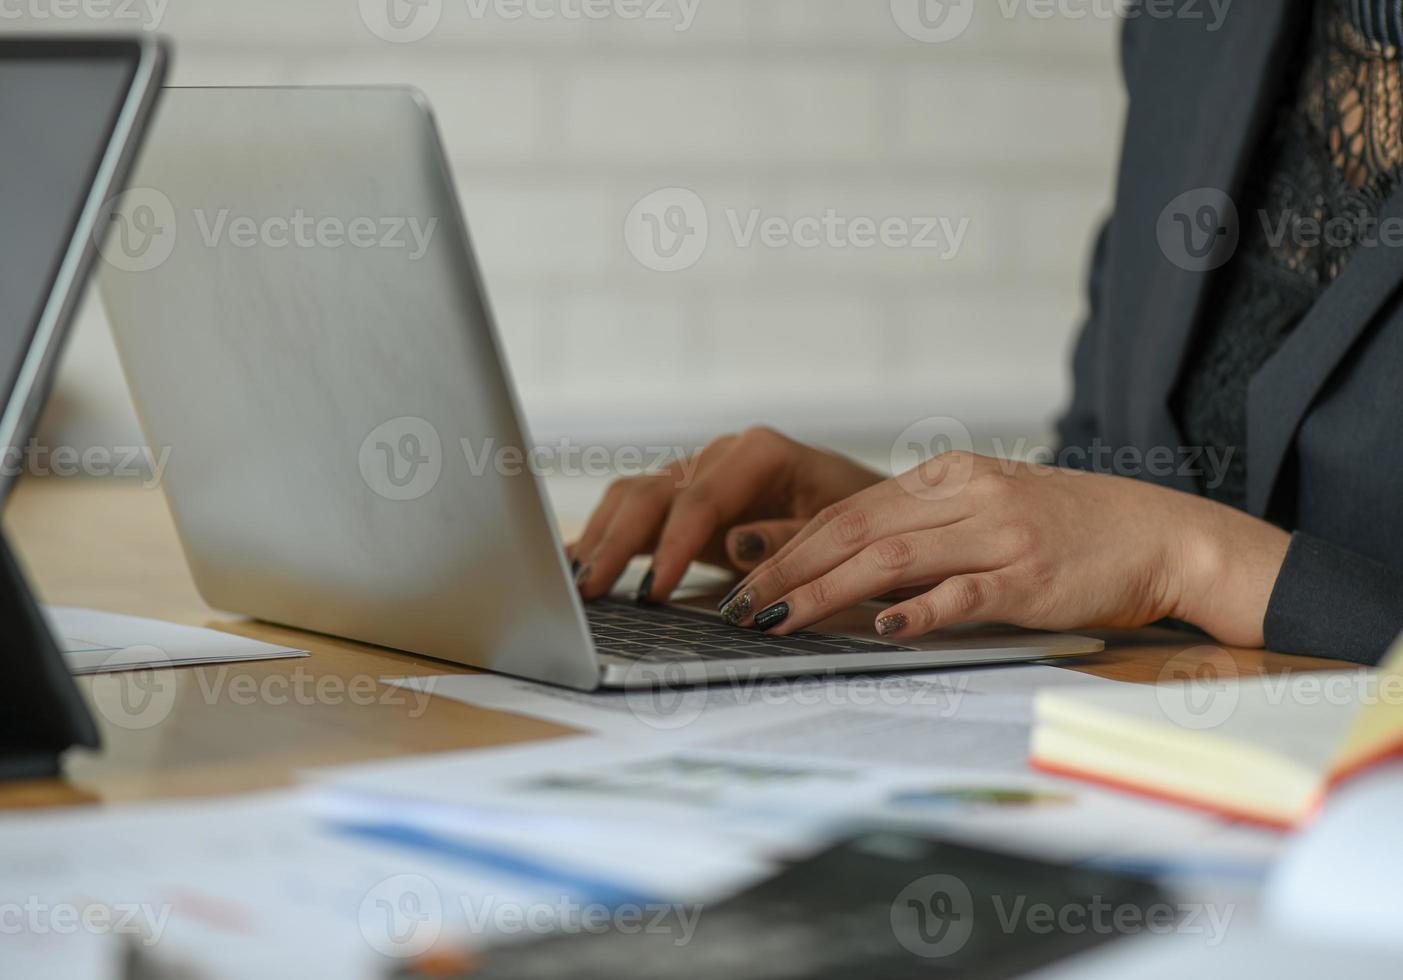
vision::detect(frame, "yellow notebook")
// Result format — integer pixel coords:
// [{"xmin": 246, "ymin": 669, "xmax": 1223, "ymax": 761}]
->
[{"xmin": 1030, "ymin": 638, "xmax": 1403, "ymax": 829}]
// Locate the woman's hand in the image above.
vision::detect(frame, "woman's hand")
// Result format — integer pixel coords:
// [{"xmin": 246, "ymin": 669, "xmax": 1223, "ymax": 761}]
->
[
  {"xmin": 722, "ymin": 452, "xmax": 1292, "ymax": 648},
  {"xmin": 571, "ymin": 427, "xmax": 883, "ymax": 602}
]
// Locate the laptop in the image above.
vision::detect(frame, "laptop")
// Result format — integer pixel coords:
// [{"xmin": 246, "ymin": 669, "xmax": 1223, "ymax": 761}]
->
[
  {"xmin": 0, "ymin": 36, "xmax": 168, "ymax": 777},
  {"xmin": 100, "ymin": 86, "xmax": 1103, "ymax": 691}
]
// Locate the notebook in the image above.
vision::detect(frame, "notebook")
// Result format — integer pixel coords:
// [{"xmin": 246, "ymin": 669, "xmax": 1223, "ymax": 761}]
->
[{"xmin": 1029, "ymin": 635, "xmax": 1403, "ymax": 829}]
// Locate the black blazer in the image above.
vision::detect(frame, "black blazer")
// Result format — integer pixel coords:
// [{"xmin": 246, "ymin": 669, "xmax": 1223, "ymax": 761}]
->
[{"xmin": 1056, "ymin": 0, "xmax": 1403, "ymax": 665}]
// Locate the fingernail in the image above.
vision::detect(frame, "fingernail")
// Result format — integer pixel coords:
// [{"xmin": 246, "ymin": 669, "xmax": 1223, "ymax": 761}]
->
[
  {"xmin": 754, "ymin": 602, "xmax": 790, "ymax": 632},
  {"xmin": 635, "ymin": 569, "xmax": 656, "ymax": 605},
  {"xmin": 720, "ymin": 590, "xmax": 753, "ymax": 626},
  {"xmin": 734, "ymin": 532, "xmax": 766, "ymax": 563},
  {"xmin": 877, "ymin": 613, "xmax": 909, "ymax": 637},
  {"xmin": 717, "ymin": 580, "xmax": 746, "ymax": 611},
  {"xmin": 574, "ymin": 562, "xmax": 593, "ymax": 588},
  {"xmin": 570, "ymin": 558, "xmax": 582, "ymax": 577}
]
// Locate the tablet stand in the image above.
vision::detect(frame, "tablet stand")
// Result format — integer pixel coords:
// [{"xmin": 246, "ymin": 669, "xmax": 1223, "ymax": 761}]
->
[{"xmin": 0, "ymin": 530, "xmax": 99, "ymax": 780}]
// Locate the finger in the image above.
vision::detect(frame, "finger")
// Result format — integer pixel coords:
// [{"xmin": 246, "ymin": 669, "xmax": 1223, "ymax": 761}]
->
[
  {"xmin": 725, "ymin": 519, "xmax": 807, "ymax": 572},
  {"xmin": 643, "ymin": 428, "xmax": 797, "ymax": 602},
  {"xmin": 577, "ymin": 437, "xmax": 734, "ymax": 595},
  {"xmin": 573, "ymin": 479, "xmax": 634, "ymax": 576},
  {"xmin": 757, "ymin": 524, "xmax": 989, "ymax": 635},
  {"xmin": 734, "ymin": 467, "xmax": 943, "ymax": 604},
  {"xmin": 758, "ymin": 478, "xmax": 909, "ymax": 571},
  {"xmin": 725, "ymin": 494, "xmax": 968, "ymax": 627},
  {"xmin": 578, "ymin": 479, "xmax": 674, "ymax": 599},
  {"xmin": 874, "ymin": 572, "xmax": 1015, "ymax": 639}
]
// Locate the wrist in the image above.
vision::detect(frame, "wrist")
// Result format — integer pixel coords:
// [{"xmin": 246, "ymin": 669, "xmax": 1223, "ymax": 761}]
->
[{"xmin": 1172, "ymin": 499, "xmax": 1291, "ymax": 647}]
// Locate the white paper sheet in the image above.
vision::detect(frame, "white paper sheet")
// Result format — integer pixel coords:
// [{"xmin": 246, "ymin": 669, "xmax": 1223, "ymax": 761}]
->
[
  {"xmin": 387, "ymin": 664, "xmax": 1123, "ymax": 741},
  {"xmin": 306, "ymin": 732, "xmax": 1271, "ymax": 877},
  {"xmin": 48, "ymin": 606, "xmax": 307, "ymax": 674},
  {"xmin": 0, "ymin": 788, "xmax": 756, "ymax": 980}
]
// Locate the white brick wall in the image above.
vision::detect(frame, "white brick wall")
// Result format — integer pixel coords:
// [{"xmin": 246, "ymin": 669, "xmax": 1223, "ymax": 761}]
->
[{"xmin": 16, "ymin": 0, "xmax": 1125, "ymax": 457}]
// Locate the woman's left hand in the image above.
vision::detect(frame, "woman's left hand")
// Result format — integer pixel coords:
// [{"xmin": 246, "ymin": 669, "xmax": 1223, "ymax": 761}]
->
[{"xmin": 721, "ymin": 452, "xmax": 1292, "ymax": 647}]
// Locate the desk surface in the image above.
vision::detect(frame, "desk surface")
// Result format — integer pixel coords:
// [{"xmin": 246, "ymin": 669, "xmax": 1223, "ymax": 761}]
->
[{"xmin": 0, "ymin": 477, "xmax": 1350, "ymax": 811}]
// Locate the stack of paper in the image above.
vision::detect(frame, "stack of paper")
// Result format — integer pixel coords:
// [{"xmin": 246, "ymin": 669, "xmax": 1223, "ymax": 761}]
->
[{"xmin": 49, "ymin": 607, "xmax": 307, "ymax": 674}]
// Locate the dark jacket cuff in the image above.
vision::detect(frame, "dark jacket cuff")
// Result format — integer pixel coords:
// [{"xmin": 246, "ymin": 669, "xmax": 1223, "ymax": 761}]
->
[{"xmin": 1264, "ymin": 533, "xmax": 1403, "ymax": 665}]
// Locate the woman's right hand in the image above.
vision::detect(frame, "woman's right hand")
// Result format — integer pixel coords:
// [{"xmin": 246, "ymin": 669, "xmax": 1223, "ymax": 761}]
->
[{"xmin": 570, "ymin": 427, "xmax": 884, "ymax": 604}]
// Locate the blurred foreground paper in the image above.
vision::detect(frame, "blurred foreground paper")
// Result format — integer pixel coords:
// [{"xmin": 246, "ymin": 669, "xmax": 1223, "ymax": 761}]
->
[{"xmin": 47, "ymin": 606, "xmax": 307, "ymax": 674}]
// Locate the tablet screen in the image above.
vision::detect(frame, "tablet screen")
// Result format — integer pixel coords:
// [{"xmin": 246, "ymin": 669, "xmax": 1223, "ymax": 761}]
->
[{"xmin": 0, "ymin": 49, "xmax": 139, "ymax": 424}]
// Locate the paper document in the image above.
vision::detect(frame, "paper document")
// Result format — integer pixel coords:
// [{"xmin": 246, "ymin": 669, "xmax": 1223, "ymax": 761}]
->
[
  {"xmin": 48, "ymin": 606, "xmax": 307, "ymax": 674},
  {"xmin": 387, "ymin": 664, "xmax": 1123, "ymax": 740},
  {"xmin": 306, "ymin": 732, "xmax": 1267, "ymax": 875},
  {"xmin": 0, "ymin": 788, "xmax": 750, "ymax": 980}
]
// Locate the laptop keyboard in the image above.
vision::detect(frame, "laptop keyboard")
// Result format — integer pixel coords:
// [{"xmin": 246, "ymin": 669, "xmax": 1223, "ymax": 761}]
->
[{"xmin": 585, "ymin": 599, "xmax": 913, "ymax": 661}]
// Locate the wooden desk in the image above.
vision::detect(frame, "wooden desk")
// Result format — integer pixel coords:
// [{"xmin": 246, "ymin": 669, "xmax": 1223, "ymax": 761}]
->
[{"xmin": 0, "ymin": 478, "xmax": 1350, "ymax": 810}]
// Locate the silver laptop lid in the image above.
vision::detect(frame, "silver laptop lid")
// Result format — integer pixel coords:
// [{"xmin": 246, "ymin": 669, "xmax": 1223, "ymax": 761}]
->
[{"xmin": 100, "ymin": 87, "xmax": 601, "ymax": 689}]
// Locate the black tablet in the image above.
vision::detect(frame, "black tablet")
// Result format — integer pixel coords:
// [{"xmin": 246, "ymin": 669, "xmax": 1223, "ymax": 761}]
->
[
  {"xmin": 0, "ymin": 35, "xmax": 167, "ymax": 499},
  {"xmin": 0, "ymin": 35, "xmax": 168, "ymax": 778}
]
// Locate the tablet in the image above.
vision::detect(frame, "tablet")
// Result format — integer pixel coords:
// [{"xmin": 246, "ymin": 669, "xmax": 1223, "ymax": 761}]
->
[
  {"xmin": 0, "ymin": 35, "xmax": 168, "ymax": 778},
  {"xmin": 0, "ymin": 35, "xmax": 167, "ymax": 499}
]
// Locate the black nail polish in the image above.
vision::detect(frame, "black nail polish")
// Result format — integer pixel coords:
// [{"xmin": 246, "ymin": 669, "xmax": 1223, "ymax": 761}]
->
[
  {"xmin": 734, "ymin": 532, "xmax": 766, "ymax": 563},
  {"xmin": 636, "ymin": 569, "xmax": 656, "ymax": 605},
  {"xmin": 717, "ymin": 580, "xmax": 745, "ymax": 611},
  {"xmin": 570, "ymin": 558, "xmax": 582, "ymax": 577},
  {"xmin": 754, "ymin": 602, "xmax": 790, "ymax": 632}
]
